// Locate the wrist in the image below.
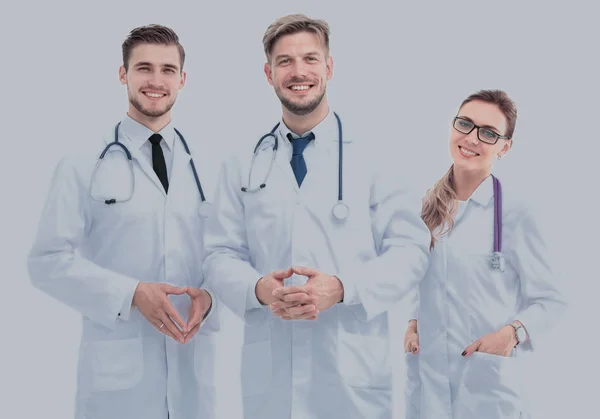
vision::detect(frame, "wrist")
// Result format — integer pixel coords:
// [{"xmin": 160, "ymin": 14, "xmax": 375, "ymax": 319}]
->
[{"xmin": 332, "ymin": 275, "xmax": 344, "ymax": 303}]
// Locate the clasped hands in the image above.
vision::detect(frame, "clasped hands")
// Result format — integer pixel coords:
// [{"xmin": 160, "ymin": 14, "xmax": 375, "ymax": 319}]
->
[
  {"xmin": 132, "ymin": 282, "xmax": 213, "ymax": 344},
  {"xmin": 256, "ymin": 266, "xmax": 344, "ymax": 320}
]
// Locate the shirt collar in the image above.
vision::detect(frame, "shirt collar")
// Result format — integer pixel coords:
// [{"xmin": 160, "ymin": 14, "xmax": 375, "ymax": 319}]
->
[
  {"xmin": 467, "ymin": 174, "xmax": 494, "ymax": 206},
  {"xmin": 119, "ymin": 114, "xmax": 175, "ymax": 151},
  {"xmin": 277, "ymin": 108, "xmax": 350, "ymax": 146}
]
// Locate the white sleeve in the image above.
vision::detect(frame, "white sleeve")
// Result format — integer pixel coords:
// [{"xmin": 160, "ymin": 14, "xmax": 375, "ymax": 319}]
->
[
  {"xmin": 27, "ymin": 156, "xmax": 140, "ymax": 329},
  {"xmin": 506, "ymin": 203, "xmax": 568, "ymax": 351},
  {"xmin": 202, "ymin": 157, "xmax": 264, "ymax": 319},
  {"xmin": 336, "ymin": 163, "xmax": 431, "ymax": 322}
]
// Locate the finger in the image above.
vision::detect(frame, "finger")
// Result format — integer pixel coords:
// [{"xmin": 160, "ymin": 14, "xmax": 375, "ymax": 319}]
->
[
  {"xmin": 288, "ymin": 309, "xmax": 320, "ymax": 320},
  {"xmin": 183, "ymin": 323, "xmax": 201, "ymax": 344},
  {"xmin": 162, "ymin": 284, "xmax": 188, "ymax": 295},
  {"xmin": 291, "ymin": 266, "xmax": 319, "ymax": 277},
  {"xmin": 185, "ymin": 308, "xmax": 202, "ymax": 333},
  {"xmin": 270, "ymin": 296, "xmax": 315, "ymax": 310},
  {"xmin": 160, "ymin": 314, "xmax": 185, "ymax": 343},
  {"xmin": 185, "ymin": 287, "xmax": 202, "ymax": 298},
  {"xmin": 272, "ymin": 286, "xmax": 308, "ymax": 298},
  {"xmin": 271, "ymin": 268, "xmax": 293, "ymax": 280},
  {"xmin": 462, "ymin": 339, "xmax": 481, "ymax": 356},
  {"xmin": 284, "ymin": 304, "xmax": 316, "ymax": 317},
  {"xmin": 163, "ymin": 301, "xmax": 187, "ymax": 332},
  {"xmin": 153, "ymin": 319, "xmax": 179, "ymax": 342}
]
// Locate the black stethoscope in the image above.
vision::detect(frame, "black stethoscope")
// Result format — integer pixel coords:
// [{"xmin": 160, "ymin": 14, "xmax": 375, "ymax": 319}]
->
[
  {"xmin": 491, "ymin": 174, "xmax": 505, "ymax": 272},
  {"xmin": 90, "ymin": 122, "xmax": 212, "ymax": 217},
  {"xmin": 241, "ymin": 112, "xmax": 349, "ymax": 221}
]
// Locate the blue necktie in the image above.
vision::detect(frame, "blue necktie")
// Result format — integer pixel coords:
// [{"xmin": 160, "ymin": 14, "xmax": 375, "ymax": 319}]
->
[{"xmin": 288, "ymin": 132, "xmax": 314, "ymax": 187}]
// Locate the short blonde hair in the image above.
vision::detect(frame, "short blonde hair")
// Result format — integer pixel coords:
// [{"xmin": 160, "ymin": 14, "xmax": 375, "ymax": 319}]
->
[{"xmin": 262, "ymin": 14, "xmax": 330, "ymax": 62}]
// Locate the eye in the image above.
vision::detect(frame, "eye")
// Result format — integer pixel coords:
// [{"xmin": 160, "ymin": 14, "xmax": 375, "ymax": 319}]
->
[
  {"xmin": 278, "ymin": 59, "xmax": 290, "ymax": 65},
  {"xmin": 459, "ymin": 120, "xmax": 472, "ymax": 128},
  {"xmin": 306, "ymin": 56, "xmax": 317, "ymax": 62},
  {"xmin": 481, "ymin": 129, "xmax": 497, "ymax": 139},
  {"xmin": 138, "ymin": 67, "xmax": 150, "ymax": 72}
]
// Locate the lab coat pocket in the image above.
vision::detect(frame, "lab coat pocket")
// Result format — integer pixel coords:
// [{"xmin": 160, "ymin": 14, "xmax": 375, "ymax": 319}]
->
[
  {"xmin": 193, "ymin": 333, "xmax": 217, "ymax": 386},
  {"xmin": 87, "ymin": 338, "xmax": 144, "ymax": 392},
  {"xmin": 453, "ymin": 351, "xmax": 522, "ymax": 419},
  {"xmin": 241, "ymin": 340, "xmax": 272, "ymax": 397},
  {"xmin": 337, "ymin": 331, "xmax": 391, "ymax": 389},
  {"xmin": 404, "ymin": 352, "xmax": 421, "ymax": 418}
]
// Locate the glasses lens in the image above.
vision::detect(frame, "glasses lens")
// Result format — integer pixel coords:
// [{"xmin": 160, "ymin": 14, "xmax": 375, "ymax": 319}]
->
[
  {"xmin": 454, "ymin": 118, "xmax": 474, "ymax": 134},
  {"xmin": 478, "ymin": 128, "xmax": 499, "ymax": 144}
]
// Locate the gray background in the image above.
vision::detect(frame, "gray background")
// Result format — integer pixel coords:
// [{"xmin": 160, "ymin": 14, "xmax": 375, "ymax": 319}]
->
[{"xmin": 2, "ymin": 0, "xmax": 598, "ymax": 417}]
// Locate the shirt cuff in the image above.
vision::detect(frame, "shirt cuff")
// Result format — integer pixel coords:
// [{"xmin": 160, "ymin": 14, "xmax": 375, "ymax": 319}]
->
[
  {"xmin": 246, "ymin": 276, "xmax": 264, "ymax": 310},
  {"xmin": 336, "ymin": 274, "xmax": 360, "ymax": 305},
  {"xmin": 117, "ymin": 280, "xmax": 140, "ymax": 321}
]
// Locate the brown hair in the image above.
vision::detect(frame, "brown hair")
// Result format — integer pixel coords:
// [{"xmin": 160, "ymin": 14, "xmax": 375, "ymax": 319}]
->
[
  {"xmin": 262, "ymin": 14, "xmax": 330, "ymax": 63},
  {"xmin": 122, "ymin": 24, "xmax": 185, "ymax": 71},
  {"xmin": 421, "ymin": 89, "xmax": 518, "ymax": 248}
]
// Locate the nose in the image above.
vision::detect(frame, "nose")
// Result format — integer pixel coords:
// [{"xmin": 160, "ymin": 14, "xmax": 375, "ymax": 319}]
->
[
  {"xmin": 291, "ymin": 61, "xmax": 309, "ymax": 78},
  {"xmin": 465, "ymin": 129, "xmax": 480, "ymax": 145}
]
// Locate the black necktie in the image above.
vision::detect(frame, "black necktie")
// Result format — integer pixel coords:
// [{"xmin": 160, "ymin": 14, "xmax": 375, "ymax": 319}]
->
[
  {"xmin": 148, "ymin": 134, "xmax": 169, "ymax": 193},
  {"xmin": 288, "ymin": 132, "xmax": 314, "ymax": 187}
]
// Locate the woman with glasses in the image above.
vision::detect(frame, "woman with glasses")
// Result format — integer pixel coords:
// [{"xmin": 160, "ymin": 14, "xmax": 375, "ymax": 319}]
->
[{"xmin": 403, "ymin": 90, "xmax": 566, "ymax": 419}]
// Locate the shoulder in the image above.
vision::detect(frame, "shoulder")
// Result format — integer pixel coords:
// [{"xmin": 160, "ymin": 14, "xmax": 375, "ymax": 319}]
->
[{"xmin": 497, "ymin": 176, "xmax": 549, "ymax": 231}]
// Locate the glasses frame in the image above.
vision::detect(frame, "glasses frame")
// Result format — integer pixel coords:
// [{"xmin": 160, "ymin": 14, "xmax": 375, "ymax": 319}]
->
[{"xmin": 452, "ymin": 117, "xmax": 511, "ymax": 145}]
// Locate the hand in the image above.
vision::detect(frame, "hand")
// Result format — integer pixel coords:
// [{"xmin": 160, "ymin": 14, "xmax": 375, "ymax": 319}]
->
[
  {"xmin": 256, "ymin": 268, "xmax": 294, "ymax": 306},
  {"xmin": 183, "ymin": 288, "xmax": 213, "ymax": 344},
  {"xmin": 462, "ymin": 325, "xmax": 518, "ymax": 357},
  {"xmin": 271, "ymin": 266, "xmax": 343, "ymax": 320},
  {"xmin": 404, "ymin": 320, "xmax": 420, "ymax": 354},
  {"xmin": 132, "ymin": 282, "xmax": 188, "ymax": 343}
]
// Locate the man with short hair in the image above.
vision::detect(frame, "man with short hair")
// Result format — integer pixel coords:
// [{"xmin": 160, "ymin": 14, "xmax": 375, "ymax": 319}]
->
[
  {"xmin": 203, "ymin": 14, "xmax": 430, "ymax": 419},
  {"xmin": 28, "ymin": 24, "xmax": 218, "ymax": 419}
]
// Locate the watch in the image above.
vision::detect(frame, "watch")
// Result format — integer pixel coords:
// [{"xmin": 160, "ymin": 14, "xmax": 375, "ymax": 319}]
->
[{"xmin": 509, "ymin": 321, "xmax": 527, "ymax": 345}]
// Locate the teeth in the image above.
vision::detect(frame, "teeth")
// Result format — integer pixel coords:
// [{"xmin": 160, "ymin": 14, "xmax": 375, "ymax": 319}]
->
[
  {"xmin": 291, "ymin": 85, "xmax": 310, "ymax": 91},
  {"xmin": 460, "ymin": 146, "xmax": 477, "ymax": 156},
  {"xmin": 145, "ymin": 92, "xmax": 164, "ymax": 98}
]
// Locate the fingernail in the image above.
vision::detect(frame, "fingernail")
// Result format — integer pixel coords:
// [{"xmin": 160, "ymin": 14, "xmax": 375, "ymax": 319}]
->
[{"xmin": 461, "ymin": 350, "xmax": 467, "ymax": 356}]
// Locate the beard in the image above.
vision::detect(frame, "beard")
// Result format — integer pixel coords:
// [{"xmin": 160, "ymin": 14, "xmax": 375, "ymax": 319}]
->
[
  {"xmin": 275, "ymin": 81, "xmax": 326, "ymax": 116},
  {"xmin": 129, "ymin": 89, "xmax": 175, "ymax": 118}
]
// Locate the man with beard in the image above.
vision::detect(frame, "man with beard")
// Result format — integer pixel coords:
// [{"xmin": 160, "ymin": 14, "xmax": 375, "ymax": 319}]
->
[
  {"xmin": 27, "ymin": 25, "xmax": 219, "ymax": 419},
  {"xmin": 202, "ymin": 14, "xmax": 431, "ymax": 419}
]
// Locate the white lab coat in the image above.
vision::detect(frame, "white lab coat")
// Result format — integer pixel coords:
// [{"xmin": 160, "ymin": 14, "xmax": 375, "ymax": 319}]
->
[
  {"xmin": 203, "ymin": 110, "xmax": 431, "ymax": 419},
  {"xmin": 404, "ymin": 175, "xmax": 567, "ymax": 419},
  {"xmin": 27, "ymin": 116, "xmax": 220, "ymax": 419}
]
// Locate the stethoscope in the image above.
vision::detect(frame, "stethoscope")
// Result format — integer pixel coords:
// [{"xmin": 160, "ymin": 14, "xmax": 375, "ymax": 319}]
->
[
  {"xmin": 241, "ymin": 112, "xmax": 349, "ymax": 221},
  {"xmin": 490, "ymin": 175, "xmax": 505, "ymax": 272},
  {"xmin": 90, "ymin": 122, "xmax": 212, "ymax": 218}
]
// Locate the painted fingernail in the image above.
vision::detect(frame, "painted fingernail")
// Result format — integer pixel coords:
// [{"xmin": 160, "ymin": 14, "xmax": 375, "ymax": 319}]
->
[{"xmin": 461, "ymin": 350, "xmax": 467, "ymax": 356}]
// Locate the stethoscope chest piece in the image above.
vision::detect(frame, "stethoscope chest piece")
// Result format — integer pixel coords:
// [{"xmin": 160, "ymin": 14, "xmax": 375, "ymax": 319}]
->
[
  {"xmin": 491, "ymin": 251, "xmax": 505, "ymax": 272},
  {"xmin": 332, "ymin": 200, "xmax": 349, "ymax": 221},
  {"xmin": 198, "ymin": 201, "xmax": 213, "ymax": 218}
]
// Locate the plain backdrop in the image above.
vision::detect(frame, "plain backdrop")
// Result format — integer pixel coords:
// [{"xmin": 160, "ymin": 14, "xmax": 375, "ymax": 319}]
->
[{"xmin": 2, "ymin": 0, "xmax": 598, "ymax": 417}]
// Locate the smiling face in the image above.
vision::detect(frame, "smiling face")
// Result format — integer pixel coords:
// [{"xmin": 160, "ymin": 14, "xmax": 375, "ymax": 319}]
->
[
  {"xmin": 264, "ymin": 31, "xmax": 332, "ymax": 116},
  {"xmin": 450, "ymin": 100, "xmax": 513, "ymax": 173},
  {"xmin": 119, "ymin": 43, "xmax": 186, "ymax": 120}
]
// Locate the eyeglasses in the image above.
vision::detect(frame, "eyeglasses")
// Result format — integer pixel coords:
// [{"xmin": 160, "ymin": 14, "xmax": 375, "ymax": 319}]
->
[{"xmin": 452, "ymin": 117, "xmax": 510, "ymax": 145}]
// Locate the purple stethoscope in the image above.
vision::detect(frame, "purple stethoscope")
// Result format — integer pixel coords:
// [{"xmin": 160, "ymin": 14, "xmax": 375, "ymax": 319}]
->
[{"xmin": 491, "ymin": 175, "xmax": 505, "ymax": 272}]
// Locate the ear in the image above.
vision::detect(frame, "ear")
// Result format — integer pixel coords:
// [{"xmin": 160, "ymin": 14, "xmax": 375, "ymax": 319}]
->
[
  {"xmin": 498, "ymin": 139, "xmax": 513, "ymax": 157},
  {"xmin": 119, "ymin": 66, "xmax": 127, "ymax": 86},
  {"xmin": 264, "ymin": 62, "xmax": 274, "ymax": 86},
  {"xmin": 326, "ymin": 56, "xmax": 333, "ymax": 81},
  {"xmin": 179, "ymin": 70, "xmax": 187, "ymax": 90}
]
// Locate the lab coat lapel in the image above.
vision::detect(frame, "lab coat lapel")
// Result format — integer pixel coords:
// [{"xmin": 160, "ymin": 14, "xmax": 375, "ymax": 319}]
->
[
  {"xmin": 129, "ymin": 146, "xmax": 168, "ymax": 197},
  {"xmin": 168, "ymin": 133, "xmax": 192, "ymax": 198},
  {"xmin": 274, "ymin": 134, "xmax": 300, "ymax": 193}
]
